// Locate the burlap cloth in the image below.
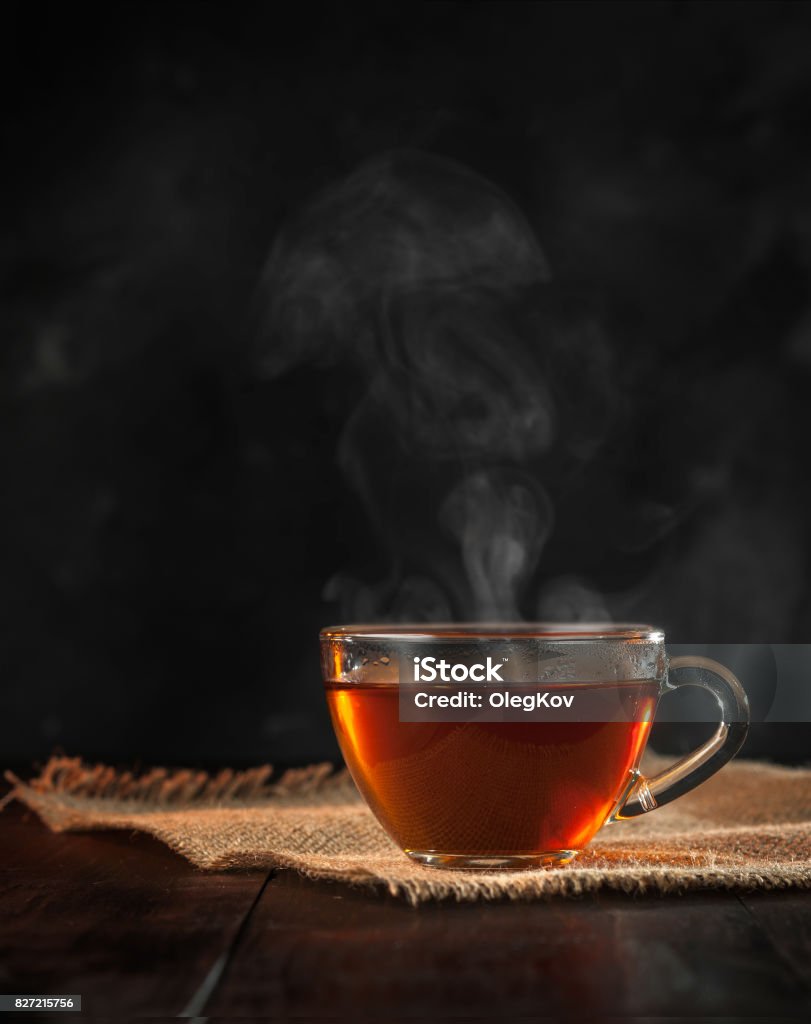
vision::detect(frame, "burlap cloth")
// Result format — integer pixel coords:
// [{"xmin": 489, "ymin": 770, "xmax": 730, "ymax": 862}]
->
[{"xmin": 3, "ymin": 754, "xmax": 811, "ymax": 905}]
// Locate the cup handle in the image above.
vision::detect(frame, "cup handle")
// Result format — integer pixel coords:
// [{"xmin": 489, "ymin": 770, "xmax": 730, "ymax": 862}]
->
[{"xmin": 618, "ymin": 655, "xmax": 750, "ymax": 818}]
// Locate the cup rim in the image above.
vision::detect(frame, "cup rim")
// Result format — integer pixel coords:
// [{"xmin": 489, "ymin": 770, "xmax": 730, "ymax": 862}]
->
[{"xmin": 320, "ymin": 622, "xmax": 664, "ymax": 642}]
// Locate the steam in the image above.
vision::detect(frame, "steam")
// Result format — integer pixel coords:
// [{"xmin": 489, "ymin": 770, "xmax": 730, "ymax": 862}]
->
[
  {"xmin": 441, "ymin": 471, "xmax": 552, "ymax": 620},
  {"xmin": 537, "ymin": 576, "xmax": 611, "ymax": 623},
  {"xmin": 260, "ymin": 150, "xmax": 601, "ymax": 621}
]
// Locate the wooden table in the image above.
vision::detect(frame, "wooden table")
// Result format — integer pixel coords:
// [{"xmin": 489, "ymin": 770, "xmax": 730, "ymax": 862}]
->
[{"xmin": 1, "ymin": 799, "xmax": 809, "ymax": 1017}]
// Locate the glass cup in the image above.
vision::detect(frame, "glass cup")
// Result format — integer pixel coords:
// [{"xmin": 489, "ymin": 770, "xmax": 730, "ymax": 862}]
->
[{"xmin": 320, "ymin": 623, "xmax": 749, "ymax": 870}]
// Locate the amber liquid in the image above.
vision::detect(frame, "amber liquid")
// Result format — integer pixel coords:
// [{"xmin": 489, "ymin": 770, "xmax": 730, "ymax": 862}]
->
[{"xmin": 326, "ymin": 682, "xmax": 657, "ymax": 856}]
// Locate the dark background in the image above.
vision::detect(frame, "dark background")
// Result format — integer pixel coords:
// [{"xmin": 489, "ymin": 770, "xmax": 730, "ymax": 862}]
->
[{"xmin": 3, "ymin": 1, "xmax": 811, "ymax": 767}]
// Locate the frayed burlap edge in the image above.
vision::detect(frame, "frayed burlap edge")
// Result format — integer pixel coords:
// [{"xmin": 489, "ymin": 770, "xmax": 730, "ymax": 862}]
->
[
  {"xmin": 1, "ymin": 756, "xmax": 359, "ymax": 814},
  {"xmin": 281, "ymin": 853, "xmax": 811, "ymax": 905}
]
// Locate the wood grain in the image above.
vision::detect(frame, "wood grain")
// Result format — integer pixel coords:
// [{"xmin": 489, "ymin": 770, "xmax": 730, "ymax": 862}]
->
[
  {"xmin": 0, "ymin": 802, "xmax": 267, "ymax": 1017},
  {"xmin": 207, "ymin": 870, "xmax": 811, "ymax": 1017},
  {"xmin": 740, "ymin": 892, "xmax": 811, "ymax": 989}
]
